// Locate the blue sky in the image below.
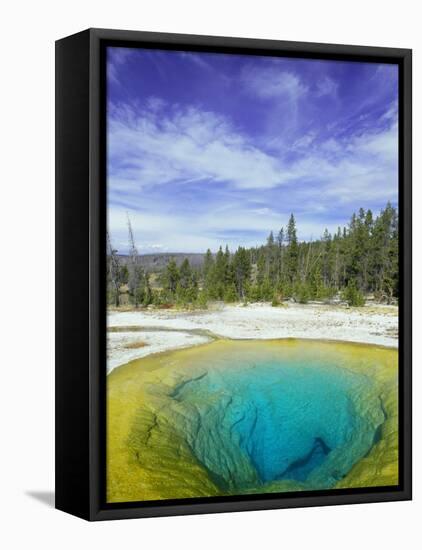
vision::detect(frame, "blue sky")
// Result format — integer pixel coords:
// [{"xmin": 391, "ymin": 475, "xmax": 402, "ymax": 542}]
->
[{"xmin": 107, "ymin": 47, "xmax": 398, "ymax": 254}]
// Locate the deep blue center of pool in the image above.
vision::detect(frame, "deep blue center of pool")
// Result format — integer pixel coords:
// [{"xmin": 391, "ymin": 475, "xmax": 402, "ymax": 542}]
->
[{"xmin": 172, "ymin": 359, "xmax": 384, "ymax": 491}]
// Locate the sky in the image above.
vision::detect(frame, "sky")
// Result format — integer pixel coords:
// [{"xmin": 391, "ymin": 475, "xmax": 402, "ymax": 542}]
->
[{"xmin": 107, "ymin": 46, "xmax": 398, "ymax": 254}]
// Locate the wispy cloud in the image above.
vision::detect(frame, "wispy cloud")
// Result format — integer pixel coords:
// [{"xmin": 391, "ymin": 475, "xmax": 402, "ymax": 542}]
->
[
  {"xmin": 316, "ymin": 76, "xmax": 338, "ymax": 98},
  {"xmin": 108, "ymin": 102, "xmax": 286, "ymax": 192},
  {"xmin": 108, "ymin": 99, "xmax": 397, "ymax": 200},
  {"xmin": 242, "ymin": 65, "xmax": 308, "ymax": 104},
  {"xmin": 106, "ymin": 48, "xmax": 399, "ymax": 253},
  {"xmin": 107, "ymin": 47, "xmax": 132, "ymax": 84},
  {"xmin": 108, "ymin": 201, "xmax": 348, "ymax": 254}
]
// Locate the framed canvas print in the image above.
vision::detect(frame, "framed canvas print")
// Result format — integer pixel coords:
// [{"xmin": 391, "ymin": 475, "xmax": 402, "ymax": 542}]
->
[{"xmin": 55, "ymin": 28, "xmax": 412, "ymax": 521}]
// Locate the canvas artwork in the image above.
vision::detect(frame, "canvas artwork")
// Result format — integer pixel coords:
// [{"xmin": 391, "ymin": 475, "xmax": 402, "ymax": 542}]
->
[{"xmin": 106, "ymin": 47, "xmax": 399, "ymax": 504}]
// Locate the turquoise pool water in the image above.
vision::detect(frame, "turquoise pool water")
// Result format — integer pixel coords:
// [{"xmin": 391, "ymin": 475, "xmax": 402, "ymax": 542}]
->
[{"xmin": 171, "ymin": 358, "xmax": 385, "ymax": 492}]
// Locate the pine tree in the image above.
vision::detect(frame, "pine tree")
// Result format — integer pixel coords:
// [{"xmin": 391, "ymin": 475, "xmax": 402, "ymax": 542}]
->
[
  {"xmin": 322, "ymin": 228, "xmax": 332, "ymax": 286},
  {"xmin": 117, "ymin": 202, "xmax": 399, "ymax": 310},
  {"xmin": 233, "ymin": 247, "xmax": 251, "ymax": 299},
  {"xmin": 277, "ymin": 228, "xmax": 284, "ymax": 249},
  {"xmin": 179, "ymin": 258, "xmax": 192, "ymax": 289},
  {"xmin": 277, "ymin": 227, "xmax": 285, "ymax": 282},
  {"xmin": 203, "ymin": 249, "xmax": 215, "ymax": 297},
  {"xmin": 119, "ymin": 264, "xmax": 129, "ymax": 285},
  {"xmin": 224, "ymin": 283, "xmax": 238, "ymax": 303},
  {"xmin": 214, "ymin": 246, "xmax": 227, "ymax": 299},
  {"xmin": 256, "ymin": 253, "xmax": 266, "ymax": 286},
  {"xmin": 286, "ymin": 214, "xmax": 299, "ymax": 283},
  {"xmin": 143, "ymin": 273, "xmax": 152, "ymax": 306},
  {"xmin": 203, "ymin": 249, "xmax": 214, "ymax": 277},
  {"xmin": 224, "ymin": 246, "xmax": 235, "ymax": 287},
  {"xmin": 164, "ymin": 259, "xmax": 180, "ymax": 296}
]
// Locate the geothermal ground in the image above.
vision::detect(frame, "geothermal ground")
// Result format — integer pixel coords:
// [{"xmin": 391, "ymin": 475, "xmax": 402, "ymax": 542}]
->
[
  {"xmin": 107, "ymin": 339, "xmax": 399, "ymax": 502},
  {"xmin": 107, "ymin": 302, "xmax": 398, "ymax": 372}
]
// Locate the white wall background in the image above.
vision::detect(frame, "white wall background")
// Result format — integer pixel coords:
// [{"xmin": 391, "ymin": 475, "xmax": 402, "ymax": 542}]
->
[{"xmin": 0, "ymin": 1, "xmax": 419, "ymax": 548}]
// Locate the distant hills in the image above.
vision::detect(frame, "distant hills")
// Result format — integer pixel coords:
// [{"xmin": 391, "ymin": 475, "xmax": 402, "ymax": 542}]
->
[{"xmin": 117, "ymin": 252, "xmax": 206, "ymax": 272}]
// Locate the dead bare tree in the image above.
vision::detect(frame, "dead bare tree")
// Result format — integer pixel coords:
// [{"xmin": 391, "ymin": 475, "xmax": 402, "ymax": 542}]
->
[
  {"xmin": 107, "ymin": 231, "xmax": 121, "ymax": 307},
  {"xmin": 127, "ymin": 214, "xmax": 143, "ymax": 307},
  {"xmin": 303, "ymin": 239, "xmax": 313, "ymax": 282}
]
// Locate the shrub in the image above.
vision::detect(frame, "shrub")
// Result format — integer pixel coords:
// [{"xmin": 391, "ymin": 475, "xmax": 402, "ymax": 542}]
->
[
  {"xmin": 316, "ymin": 284, "xmax": 337, "ymax": 301},
  {"xmin": 151, "ymin": 289, "xmax": 171, "ymax": 306},
  {"xmin": 342, "ymin": 282, "xmax": 365, "ymax": 307},
  {"xmin": 246, "ymin": 284, "xmax": 261, "ymax": 302},
  {"xmin": 195, "ymin": 291, "xmax": 208, "ymax": 309},
  {"xmin": 224, "ymin": 284, "xmax": 238, "ymax": 303},
  {"xmin": 281, "ymin": 283, "xmax": 293, "ymax": 299},
  {"xmin": 295, "ymin": 283, "xmax": 310, "ymax": 304},
  {"xmin": 271, "ymin": 293, "xmax": 281, "ymax": 307},
  {"xmin": 260, "ymin": 278, "xmax": 273, "ymax": 301}
]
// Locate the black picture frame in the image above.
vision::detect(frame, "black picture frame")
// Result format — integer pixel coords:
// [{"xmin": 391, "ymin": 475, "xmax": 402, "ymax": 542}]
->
[{"xmin": 55, "ymin": 28, "xmax": 412, "ymax": 521}]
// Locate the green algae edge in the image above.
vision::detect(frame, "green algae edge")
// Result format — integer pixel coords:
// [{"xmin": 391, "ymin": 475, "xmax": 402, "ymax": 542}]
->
[{"xmin": 106, "ymin": 339, "xmax": 398, "ymax": 503}]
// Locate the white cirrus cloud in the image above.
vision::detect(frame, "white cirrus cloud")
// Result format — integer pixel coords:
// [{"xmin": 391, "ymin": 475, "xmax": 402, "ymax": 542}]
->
[
  {"xmin": 108, "ymin": 103, "xmax": 288, "ymax": 192},
  {"xmin": 241, "ymin": 66, "xmax": 308, "ymax": 102},
  {"xmin": 316, "ymin": 76, "xmax": 338, "ymax": 97},
  {"xmin": 108, "ymin": 99, "xmax": 398, "ymax": 219}
]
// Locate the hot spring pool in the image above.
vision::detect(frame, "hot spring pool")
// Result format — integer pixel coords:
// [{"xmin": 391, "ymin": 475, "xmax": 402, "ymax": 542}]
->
[{"xmin": 107, "ymin": 339, "xmax": 398, "ymax": 502}]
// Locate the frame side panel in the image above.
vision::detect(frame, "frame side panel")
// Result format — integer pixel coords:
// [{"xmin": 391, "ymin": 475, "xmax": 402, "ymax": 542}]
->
[
  {"xmin": 90, "ymin": 27, "xmax": 410, "ymax": 60},
  {"xmin": 401, "ymin": 50, "xmax": 412, "ymax": 499},
  {"xmin": 55, "ymin": 30, "xmax": 91, "ymax": 520}
]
